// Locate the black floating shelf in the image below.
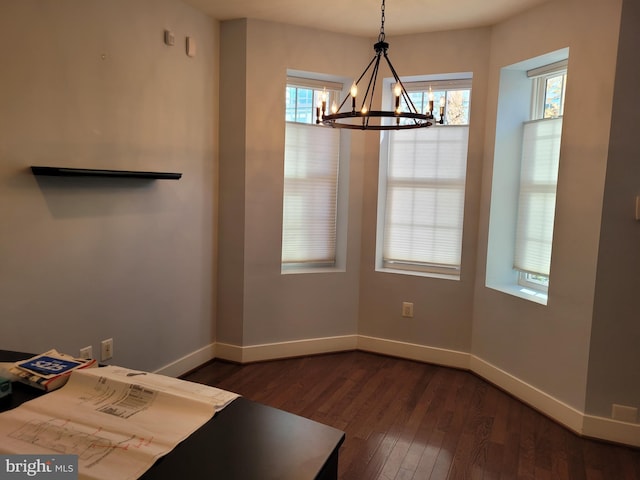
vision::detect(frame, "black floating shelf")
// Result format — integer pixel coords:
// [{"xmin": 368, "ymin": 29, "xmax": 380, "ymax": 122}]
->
[{"xmin": 31, "ymin": 166, "xmax": 182, "ymax": 180}]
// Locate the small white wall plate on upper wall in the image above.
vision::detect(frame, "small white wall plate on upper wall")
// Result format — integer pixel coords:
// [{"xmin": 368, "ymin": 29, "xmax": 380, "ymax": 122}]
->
[
  {"xmin": 164, "ymin": 30, "xmax": 175, "ymax": 46},
  {"xmin": 186, "ymin": 37, "xmax": 196, "ymax": 57}
]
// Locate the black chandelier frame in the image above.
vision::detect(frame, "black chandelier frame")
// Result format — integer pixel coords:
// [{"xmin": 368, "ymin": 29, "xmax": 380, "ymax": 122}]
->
[{"xmin": 317, "ymin": 0, "xmax": 434, "ymax": 130}]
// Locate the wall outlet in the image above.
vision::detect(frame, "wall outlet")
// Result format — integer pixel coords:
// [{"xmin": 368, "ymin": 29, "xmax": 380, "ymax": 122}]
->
[
  {"xmin": 612, "ymin": 404, "xmax": 638, "ymax": 423},
  {"xmin": 402, "ymin": 302, "xmax": 414, "ymax": 318},
  {"xmin": 101, "ymin": 338, "xmax": 113, "ymax": 361},
  {"xmin": 79, "ymin": 346, "xmax": 93, "ymax": 359}
]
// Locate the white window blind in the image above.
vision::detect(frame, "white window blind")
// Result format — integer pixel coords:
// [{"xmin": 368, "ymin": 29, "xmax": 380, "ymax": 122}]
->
[
  {"xmin": 514, "ymin": 117, "xmax": 562, "ymax": 276},
  {"xmin": 282, "ymin": 122, "xmax": 340, "ymax": 266},
  {"xmin": 383, "ymin": 126, "xmax": 469, "ymax": 271}
]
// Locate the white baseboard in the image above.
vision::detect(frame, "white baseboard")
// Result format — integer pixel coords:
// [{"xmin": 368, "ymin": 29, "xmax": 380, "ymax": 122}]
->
[
  {"xmin": 469, "ymin": 355, "xmax": 585, "ymax": 434},
  {"xmin": 216, "ymin": 335, "xmax": 359, "ymax": 364},
  {"xmin": 153, "ymin": 342, "xmax": 216, "ymax": 377},
  {"xmin": 159, "ymin": 335, "xmax": 639, "ymax": 448},
  {"xmin": 469, "ymin": 355, "xmax": 640, "ymax": 448},
  {"xmin": 583, "ymin": 413, "xmax": 640, "ymax": 448},
  {"xmin": 357, "ymin": 335, "xmax": 471, "ymax": 370}
]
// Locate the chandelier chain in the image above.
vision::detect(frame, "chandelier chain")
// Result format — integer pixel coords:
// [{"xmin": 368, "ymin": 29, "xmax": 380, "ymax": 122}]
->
[
  {"xmin": 319, "ymin": 0, "xmax": 432, "ymax": 129},
  {"xmin": 378, "ymin": 0, "xmax": 386, "ymax": 42}
]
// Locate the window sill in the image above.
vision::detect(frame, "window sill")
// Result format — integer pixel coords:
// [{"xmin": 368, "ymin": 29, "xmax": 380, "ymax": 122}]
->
[
  {"xmin": 376, "ymin": 267, "xmax": 460, "ymax": 282},
  {"xmin": 281, "ymin": 266, "xmax": 346, "ymax": 275},
  {"xmin": 487, "ymin": 283, "xmax": 548, "ymax": 305}
]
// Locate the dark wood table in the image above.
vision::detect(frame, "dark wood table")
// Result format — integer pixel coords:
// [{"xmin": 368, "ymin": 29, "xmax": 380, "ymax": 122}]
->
[{"xmin": 1, "ymin": 351, "xmax": 345, "ymax": 480}]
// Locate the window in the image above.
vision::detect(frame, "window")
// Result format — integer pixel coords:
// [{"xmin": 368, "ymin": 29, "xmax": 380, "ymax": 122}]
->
[
  {"xmin": 514, "ymin": 63, "xmax": 567, "ymax": 292},
  {"xmin": 486, "ymin": 48, "xmax": 569, "ymax": 305},
  {"xmin": 529, "ymin": 60, "xmax": 567, "ymax": 120},
  {"xmin": 402, "ymin": 82, "xmax": 471, "ymax": 126},
  {"xmin": 282, "ymin": 77, "xmax": 343, "ymax": 270},
  {"xmin": 285, "ymin": 77, "xmax": 341, "ymax": 125},
  {"xmin": 378, "ymin": 78, "xmax": 472, "ymax": 277},
  {"xmin": 514, "ymin": 117, "xmax": 562, "ymax": 292}
]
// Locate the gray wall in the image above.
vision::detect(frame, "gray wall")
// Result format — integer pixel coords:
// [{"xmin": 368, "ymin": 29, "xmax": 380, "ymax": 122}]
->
[
  {"xmin": 0, "ymin": 0, "xmax": 217, "ymax": 372},
  {"xmin": 472, "ymin": 0, "xmax": 621, "ymax": 412},
  {"xmin": 587, "ymin": 0, "xmax": 640, "ymax": 419},
  {"xmin": 217, "ymin": 19, "xmax": 247, "ymax": 346},
  {"xmin": 217, "ymin": 20, "xmax": 367, "ymax": 347}
]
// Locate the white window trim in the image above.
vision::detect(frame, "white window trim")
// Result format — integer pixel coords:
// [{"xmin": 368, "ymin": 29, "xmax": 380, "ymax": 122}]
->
[{"xmin": 287, "ymin": 76, "xmax": 343, "ymax": 92}]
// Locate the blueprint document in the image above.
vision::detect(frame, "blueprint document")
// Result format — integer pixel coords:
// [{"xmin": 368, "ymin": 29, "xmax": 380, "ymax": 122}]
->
[{"xmin": 0, "ymin": 366, "xmax": 239, "ymax": 480}]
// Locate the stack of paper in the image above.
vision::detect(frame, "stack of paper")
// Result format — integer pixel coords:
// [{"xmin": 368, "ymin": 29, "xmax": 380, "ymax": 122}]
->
[{"xmin": 10, "ymin": 349, "xmax": 97, "ymax": 391}]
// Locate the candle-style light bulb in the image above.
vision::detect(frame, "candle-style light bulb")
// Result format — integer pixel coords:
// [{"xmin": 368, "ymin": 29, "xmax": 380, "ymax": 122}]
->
[
  {"xmin": 331, "ymin": 101, "xmax": 338, "ymax": 114},
  {"xmin": 394, "ymin": 82, "xmax": 402, "ymax": 97},
  {"xmin": 361, "ymin": 105, "xmax": 368, "ymax": 114},
  {"xmin": 350, "ymin": 81, "xmax": 358, "ymax": 113},
  {"xmin": 321, "ymin": 88, "xmax": 327, "ymax": 117},
  {"xmin": 350, "ymin": 82, "xmax": 358, "ymax": 98}
]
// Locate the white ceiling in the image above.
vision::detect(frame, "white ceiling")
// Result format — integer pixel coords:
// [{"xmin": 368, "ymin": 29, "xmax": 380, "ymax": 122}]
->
[{"xmin": 182, "ymin": 0, "xmax": 553, "ymax": 37}]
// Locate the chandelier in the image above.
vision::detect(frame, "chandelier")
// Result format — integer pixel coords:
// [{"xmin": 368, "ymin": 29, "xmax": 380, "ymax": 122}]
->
[{"xmin": 317, "ymin": 0, "xmax": 433, "ymax": 130}]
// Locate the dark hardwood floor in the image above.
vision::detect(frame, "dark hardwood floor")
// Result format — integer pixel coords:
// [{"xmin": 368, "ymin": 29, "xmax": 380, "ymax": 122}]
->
[{"xmin": 183, "ymin": 351, "xmax": 640, "ymax": 480}]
